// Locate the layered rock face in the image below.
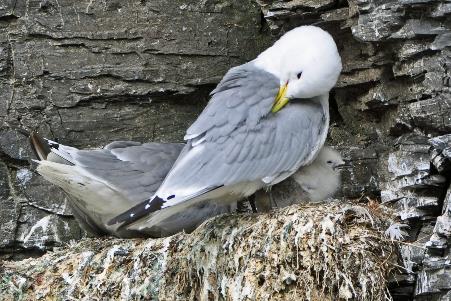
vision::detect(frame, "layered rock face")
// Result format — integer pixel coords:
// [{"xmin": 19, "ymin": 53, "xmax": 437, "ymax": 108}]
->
[
  {"xmin": 0, "ymin": 0, "xmax": 272, "ymax": 257},
  {"xmin": 0, "ymin": 0, "xmax": 450, "ymax": 299}
]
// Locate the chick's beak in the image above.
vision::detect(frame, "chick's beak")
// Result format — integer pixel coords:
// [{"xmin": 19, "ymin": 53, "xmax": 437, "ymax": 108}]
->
[
  {"xmin": 334, "ymin": 160, "xmax": 347, "ymax": 171},
  {"xmin": 271, "ymin": 82, "xmax": 289, "ymax": 113}
]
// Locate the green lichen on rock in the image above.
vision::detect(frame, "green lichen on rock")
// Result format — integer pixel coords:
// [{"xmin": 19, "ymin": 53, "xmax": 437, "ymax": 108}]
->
[{"xmin": 2, "ymin": 202, "xmax": 398, "ymax": 300}]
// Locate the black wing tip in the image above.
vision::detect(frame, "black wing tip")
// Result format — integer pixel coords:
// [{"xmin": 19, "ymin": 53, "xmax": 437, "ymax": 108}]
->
[
  {"xmin": 107, "ymin": 196, "xmax": 166, "ymax": 227},
  {"xmin": 29, "ymin": 132, "xmax": 51, "ymax": 161}
]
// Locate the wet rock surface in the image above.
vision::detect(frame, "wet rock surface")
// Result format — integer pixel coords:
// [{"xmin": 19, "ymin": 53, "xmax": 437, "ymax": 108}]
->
[{"xmin": 0, "ymin": 0, "xmax": 450, "ymax": 299}]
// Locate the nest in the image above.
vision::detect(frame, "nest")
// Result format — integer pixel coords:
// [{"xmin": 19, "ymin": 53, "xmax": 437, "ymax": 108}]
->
[{"xmin": 2, "ymin": 202, "xmax": 397, "ymax": 301}]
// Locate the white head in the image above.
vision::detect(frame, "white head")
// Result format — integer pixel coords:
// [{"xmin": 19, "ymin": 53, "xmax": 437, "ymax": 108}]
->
[
  {"xmin": 254, "ymin": 26, "xmax": 342, "ymax": 108},
  {"xmin": 316, "ymin": 147, "xmax": 345, "ymax": 173}
]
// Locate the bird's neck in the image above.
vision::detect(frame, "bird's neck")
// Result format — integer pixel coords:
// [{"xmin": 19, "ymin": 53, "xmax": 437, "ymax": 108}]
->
[
  {"xmin": 311, "ymin": 93, "xmax": 330, "ymax": 164},
  {"xmin": 316, "ymin": 93, "xmax": 330, "ymax": 130},
  {"xmin": 252, "ymin": 54, "xmax": 283, "ymax": 80},
  {"xmin": 317, "ymin": 93, "xmax": 329, "ymax": 112}
]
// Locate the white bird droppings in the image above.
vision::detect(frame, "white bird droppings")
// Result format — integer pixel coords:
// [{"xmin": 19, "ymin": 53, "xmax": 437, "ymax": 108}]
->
[{"xmin": 16, "ymin": 168, "xmax": 32, "ymax": 186}]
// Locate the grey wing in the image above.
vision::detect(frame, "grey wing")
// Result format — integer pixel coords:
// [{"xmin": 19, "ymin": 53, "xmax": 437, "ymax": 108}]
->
[
  {"xmin": 64, "ymin": 142, "xmax": 184, "ymax": 203},
  {"xmin": 159, "ymin": 100, "xmax": 327, "ymax": 202},
  {"xmin": 155, "ymin": 63, "xmax": 281, "ymax": 202},
  {"xmin": 110, "ymin": 97, "xmax": 327, "ymax": 227},
  {"xmin": 139, "ymin": 64, "xmax": 327, "ymax": 212},
  {"xmin": 185, "ymin": 63, "xmax": 279, "ymax": 142},
  {"xmin": 108, "ymin": 62, "xmax": 329, "ymax": 226},
  {"xmin": 107, "ymin": 64, "xmax": 284, "ymax": 225}
]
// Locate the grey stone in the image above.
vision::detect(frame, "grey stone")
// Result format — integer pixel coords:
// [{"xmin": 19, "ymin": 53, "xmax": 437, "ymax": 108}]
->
[
  {"xmin": 351, "ymin": 2, "xmax": 405, "ymax": 42},
  {"xmin": 0, "ymin": 128, "xmax": 31, "ymax": 160},
  {"xmin": 431, "ymin": 3, "xmax": 451, "ymax": 18},
  {"xmin": 415, "ymin": 265, "xmax": 451, "ymax": 296},
  {"xmin": 0, "ymin": 162, "xmax": 18, "ymax": 252},
  {"xmin": 390, "ymin": 19, "xmax": 448, "ymax": 39},
  {"xmin": 14, "ymin": 205, "xmax": 83, "ymax": 250},
  {"xmin": 407, "ymin": 95, "xmax": 451, "ymax": 133},
  {"xmin": 431, "ymin": 33, "xmax": 451, "ymax": 50},
  {"xmin": 424, "ymin": 183, "xmax": 451, "ymax": 251},
  {"xmin": 0, "ymin": 0, "xmax": 23, "ymax": 19},
  {"xmin": 396, "ymin": 221, "xmax": 440, "ymax": 294},
  {"xmin": 429, "ymin": 134, "xmax": 451, "ymax": 173}
]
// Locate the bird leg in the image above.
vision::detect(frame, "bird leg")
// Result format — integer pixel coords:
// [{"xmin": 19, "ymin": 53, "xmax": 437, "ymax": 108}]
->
[{"xmin": 254, "ymin": 189, "xmax": 273, "ymax": 212}]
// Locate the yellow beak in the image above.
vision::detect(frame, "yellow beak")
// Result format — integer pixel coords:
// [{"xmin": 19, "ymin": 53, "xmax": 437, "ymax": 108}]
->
[{"xmin": 271, "ymin": 83, "xmax": 289, "ymax": 113}]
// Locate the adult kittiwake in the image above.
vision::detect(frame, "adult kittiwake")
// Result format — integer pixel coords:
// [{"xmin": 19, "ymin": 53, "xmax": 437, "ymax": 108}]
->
[{"xmin": 109, "ymin": 25, "xmax": 342, "ymax": 236}]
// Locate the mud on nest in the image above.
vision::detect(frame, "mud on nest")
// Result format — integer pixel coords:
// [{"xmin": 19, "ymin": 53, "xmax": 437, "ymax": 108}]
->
[{"xmin": 2, "ymin": 201, "xmax": 398, "ymax": 301}]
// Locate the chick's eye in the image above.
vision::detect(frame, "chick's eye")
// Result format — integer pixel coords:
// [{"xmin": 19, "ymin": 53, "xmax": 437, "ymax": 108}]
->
[
  {"xmin": 326, "ymin": 160, "xmax": 333, "ymax": 164},
  {"xmin": 297, "ymin": 72, "xmax": 303, "ymax": 79}
]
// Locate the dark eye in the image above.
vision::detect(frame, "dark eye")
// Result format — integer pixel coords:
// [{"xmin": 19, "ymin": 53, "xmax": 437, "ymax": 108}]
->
[
  {"xmin": 326, "ymin": 160, "xmax": 333, "ymax": 164},
  {"xmin": 297, "ymin": 72, "xmax": 303, "ymax": 79}
]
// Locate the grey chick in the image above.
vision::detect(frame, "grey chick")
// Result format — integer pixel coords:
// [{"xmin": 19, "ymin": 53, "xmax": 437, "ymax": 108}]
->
[
  {"xmin": 292, "ymin": 146, "xmax": 344, "ymax": 202},
  {"xmin": 254, "ymin": 146, "xmax": 345, "ymax": 211}
]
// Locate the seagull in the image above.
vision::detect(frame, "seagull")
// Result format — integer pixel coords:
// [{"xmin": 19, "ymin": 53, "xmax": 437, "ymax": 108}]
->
[
  {"xmin": 108, "ymin": 25, "xmax": 342, "ymax": 236},
  {"xmin": 30, "ymin": 132, "xmax": 344, "ymax": 237},
  {"xmin": 253, "ymin": 146, "xmax": 345, "ymax": 212}
]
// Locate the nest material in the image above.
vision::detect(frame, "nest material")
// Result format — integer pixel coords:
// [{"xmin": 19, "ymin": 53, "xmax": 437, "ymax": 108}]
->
[{"xmin": 1, "ymin": 202, "xmax": 397, "ymax": 301}]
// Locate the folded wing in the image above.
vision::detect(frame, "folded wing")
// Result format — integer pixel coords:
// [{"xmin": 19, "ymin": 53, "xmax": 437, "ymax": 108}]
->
[{"xmin": 109, "ymin": 63, "xmax": 329, "ymax": 227}]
